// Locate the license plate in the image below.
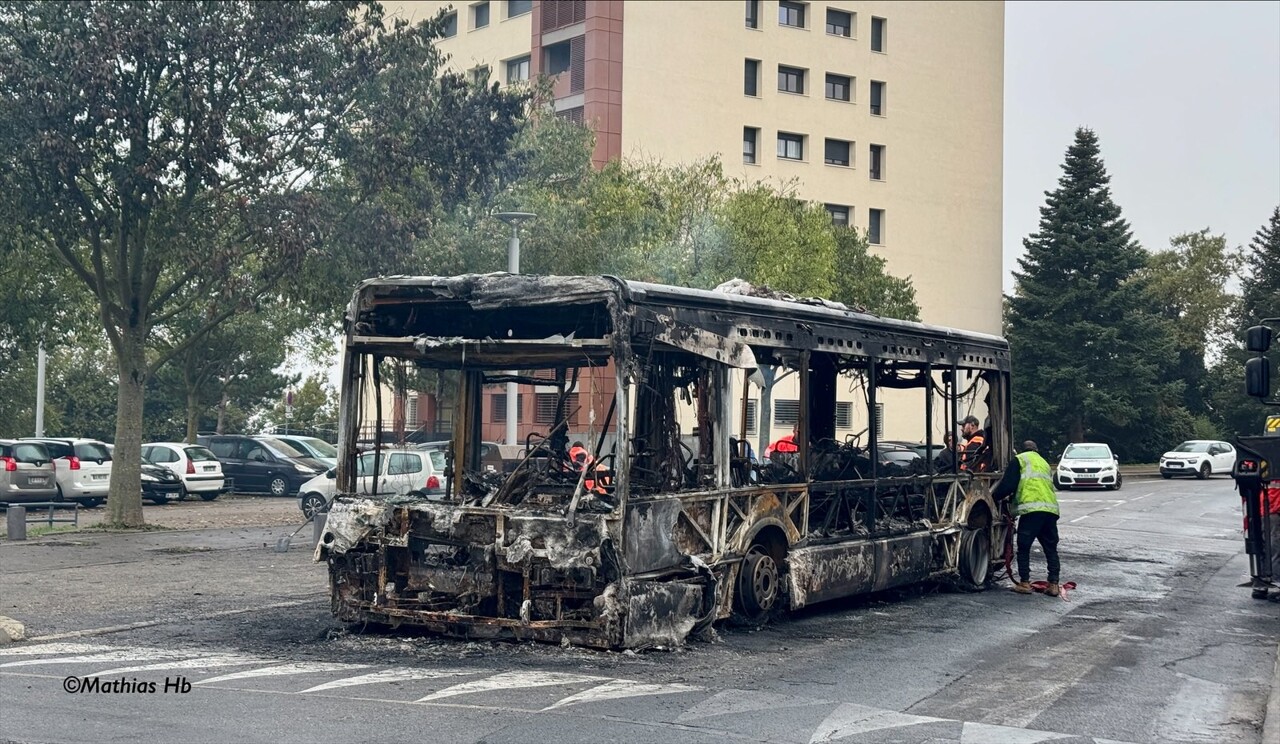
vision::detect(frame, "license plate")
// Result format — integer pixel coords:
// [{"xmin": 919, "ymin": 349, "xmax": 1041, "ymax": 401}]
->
[
  {"xmin": 203, "ymin": 466, "xmax": 216, "ymax": 472},
  {"xmin": 29, "ymin": 477, "xmax": 48, "ymax": 485},
  {"xmin": 92, "ymin": 473, "xmax": 108, "ymax": 480}
]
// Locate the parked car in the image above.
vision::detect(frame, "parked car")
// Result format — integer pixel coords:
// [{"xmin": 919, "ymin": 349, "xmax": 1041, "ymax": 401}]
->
[
  {"xmin": 883, "ymin": 440, "xmax": 947, "ymax": 464},
  {"xmin": 21, "ymin": 437, "xmax": 113, "ymax": 507},
  {"xmin": 197, "ymin": 434, "xmax": 326, "ymax": 497},
  {"xmin": 297, "ymin": 448, "xmax": 446, "ymax": 518},
  {"xmin": 0, "ymin": 439, "xmax": 58, "ymax": 504},
  {"xmin": 1054, "ymin": 442, "xmax": 1122, "ymax": 491},
  {"xmin": 413, "ymin": 439, "xmax": 506, "ymax": 472},
  {"xmin": 140, "ymin": 459, "xmax": 183, "ymax": 505},
  {"xmin": 264, "ymin": 435, "xmax": 337, "ymax": 468},
  {"xmin": 1158, "ymin": 440, "xmax": 1236, "ymax": 480},
  {"xmin": 142, "ymin": 442, "xmax": 225, "ymax": 501}
]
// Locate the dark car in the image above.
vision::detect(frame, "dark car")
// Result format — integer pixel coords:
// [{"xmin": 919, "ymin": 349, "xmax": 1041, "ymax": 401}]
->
[
  {"xmin": 140, "ymin": 460, "xmax": 183, "ymax": 505},
  {"xmin": 197, "ymin": 435, "xmax": 326, "ymax": 497}
]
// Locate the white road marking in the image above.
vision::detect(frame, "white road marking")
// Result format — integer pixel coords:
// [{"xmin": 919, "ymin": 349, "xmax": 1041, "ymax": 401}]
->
[
  {"xmin": 92, "ymin": 654, "xmax": 267, "ymax": 676},
  {"xmin": 676, "ymin": 689, "xmax": 832, "ymax": 722},
  {"xmin": 810, "ymin": 702, "xmax": 946, "ymax": 742},
  {"xmin": 0, "ymin": 648, "xmax": 196, "ymax": 668},
  {"xmin": 1069, "ymin": 515, "xmax": 1091, "ymax": 523},
  {"xmin": 195, "ymin": 662, "xmax": 369, "ymax": 685},
  {"xmin": 959, "ymin": 721, "xmax": 1073, "ymax": 743},
  {"xmin": 543, "ymin": 679, "xmax": 701, "ymax": 710},
  {"xmin": 0, "ymin": 642, "xmax": 113, "ymax": 657},
  {"xmin": 416, "ymin": 671, "xmax": 608, "ymax": 702},
  {"xmin": 299, "ymin": 668, "xmax": 475, "ymax": 693}
]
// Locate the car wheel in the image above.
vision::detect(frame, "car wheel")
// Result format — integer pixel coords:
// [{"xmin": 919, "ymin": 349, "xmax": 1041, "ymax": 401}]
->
[
  {"xmin": 1197, "ymin": 462, "xmax": 1210, "ymax": 480},
  {"xmin": 1161, "ymin": 473, "xmax": 1172, "ymax": 479},
  {"xmin": 269, "ymin": 477, "xmax": 289, "ymax": 497},
  {"xmin": 300, "ymin": 493, "xmax": 327, "ymax": 519},
  {"xmin": 199, "ymin": 492, "xmax": 219, "ymax": 502},
  {"xmin": 80, "ymin": 498, "xmax": 103, "ymax": 509},
  {"xmin": 54, "ymin": 484, "xmax": 66, "ymax": 502}
]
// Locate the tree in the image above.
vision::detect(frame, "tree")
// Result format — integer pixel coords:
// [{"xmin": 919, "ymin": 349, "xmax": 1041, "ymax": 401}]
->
[
  {"xmin": 1006, "ymin": 128, "xmax": 1181, "ymax": 460},
  {"xmin": 262, "ymin": 374, "xmax": 340, "ymax": 436},
  {"xmin": 0, "ymin": 1, "xmax": 528, "ymax": 525},
  {"xmin": 1207, "ymin": 206, "xmax": 1280, "ymax": 435}
]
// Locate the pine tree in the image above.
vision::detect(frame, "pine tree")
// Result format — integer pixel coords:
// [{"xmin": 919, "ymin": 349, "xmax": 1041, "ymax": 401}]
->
[
  {"xmin": 1240, "ymin": 207, "xmax": 1280, "ymax": 325},
  {"xmin": 1006, "ymin": 128, "xmax": 1180, "ymax": 459}
]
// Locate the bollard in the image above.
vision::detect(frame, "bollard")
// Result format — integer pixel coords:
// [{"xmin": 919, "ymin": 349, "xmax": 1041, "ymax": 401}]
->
[
  {"xmin": 313, "ymin": 512, "xmax": 328, "ymax": 548},
  {"xmin": 6, "ymin": 506, "xmax": 27, "ymax": 541}
]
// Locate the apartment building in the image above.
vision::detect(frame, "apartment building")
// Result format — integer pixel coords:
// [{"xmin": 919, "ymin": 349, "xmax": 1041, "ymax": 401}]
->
[{"xmin": 374, "ymin": 0, "xmax": 1005, "ymax": 448}]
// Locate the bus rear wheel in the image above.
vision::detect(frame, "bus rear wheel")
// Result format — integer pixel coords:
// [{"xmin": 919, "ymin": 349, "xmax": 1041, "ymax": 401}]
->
[
  {"xmin": 735, "ymin": 545, "xmax": 780, "ymax": 620},
  {"xmin": 958, "ymin": 526, "xmax": 992, "ymax": 590}
]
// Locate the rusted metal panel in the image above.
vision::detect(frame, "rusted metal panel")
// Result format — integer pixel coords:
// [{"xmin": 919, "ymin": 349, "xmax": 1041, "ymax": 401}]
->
[{"xmin": 622, "ymin": 499, "xmax": 684, "ymax": 574}]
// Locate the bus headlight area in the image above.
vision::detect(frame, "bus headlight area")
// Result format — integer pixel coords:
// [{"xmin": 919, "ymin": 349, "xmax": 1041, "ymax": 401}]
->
[{"xmin": 321, "ymin": 273, "xmax": 1015, "ymax": 649}]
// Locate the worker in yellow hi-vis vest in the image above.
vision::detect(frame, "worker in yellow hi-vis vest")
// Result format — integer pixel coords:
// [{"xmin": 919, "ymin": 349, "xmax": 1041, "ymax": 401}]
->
[{"xmin": 992, "ymin": 440, "xmax": 1061, "ymax": 596}]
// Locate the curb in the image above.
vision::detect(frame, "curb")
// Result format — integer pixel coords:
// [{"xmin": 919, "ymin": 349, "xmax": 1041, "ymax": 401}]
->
[{"xmin": 1265, "ymin": 640, "xmax": 1280, "ymax": 744}]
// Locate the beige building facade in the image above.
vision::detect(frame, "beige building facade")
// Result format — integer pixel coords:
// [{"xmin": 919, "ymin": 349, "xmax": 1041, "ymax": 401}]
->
[{"xmin": 373, "ymin": 0, "xmax": 1004, "ymax": 448}]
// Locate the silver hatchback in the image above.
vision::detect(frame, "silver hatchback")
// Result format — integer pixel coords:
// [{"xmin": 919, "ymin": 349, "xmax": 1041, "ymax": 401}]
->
[{"xmin": 0, "ymin": 439, "xmax": 58, "ymax": 504}]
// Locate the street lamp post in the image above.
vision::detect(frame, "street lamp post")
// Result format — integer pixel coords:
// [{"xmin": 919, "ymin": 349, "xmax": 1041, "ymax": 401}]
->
[{"xmin": 495, "ymin": 212, "xmax": 536, "ymax": 448}]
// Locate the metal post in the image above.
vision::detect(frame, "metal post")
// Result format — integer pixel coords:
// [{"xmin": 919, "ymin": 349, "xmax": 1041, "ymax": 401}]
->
[
  {"xmin": 7, "ymin": 506, "xmax": 27, "ymax": 541},
  {"xmin": 35, "ymin": 344, "xmax": 46, "ymax": 436},
  {"xmin": 495, "ymin": 212, "xmax": 535, "ymax": 447},
  {"xmin": 313, "ymin": 512, "xmax": 328, "ymax": 548}
]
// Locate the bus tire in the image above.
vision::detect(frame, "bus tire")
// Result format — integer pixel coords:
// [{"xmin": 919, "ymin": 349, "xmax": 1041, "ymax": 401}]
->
[
  {"xmin": 958, "ymin": 526, "xmax": 992, "ymax": 590},
  {"xmin": 734, "ymin": 545, "xmax": 780, "ymax": 621}
]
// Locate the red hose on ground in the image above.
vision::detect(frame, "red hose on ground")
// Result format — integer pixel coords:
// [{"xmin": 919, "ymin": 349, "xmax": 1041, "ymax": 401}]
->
[{"xmin": 1030, "ymin": 580, "xmax": 1078, "ymax": 601}]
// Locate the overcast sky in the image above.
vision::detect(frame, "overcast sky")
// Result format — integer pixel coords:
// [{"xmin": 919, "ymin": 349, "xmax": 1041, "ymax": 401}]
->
[{"xmin": 1003, "ymin": 1, "xmax": 1280, "ymax": 292}]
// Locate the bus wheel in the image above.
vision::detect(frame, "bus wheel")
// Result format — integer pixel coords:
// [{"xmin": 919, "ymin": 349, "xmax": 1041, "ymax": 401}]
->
[
  {"xmin": 958, "ymin": 527, "xmax": 992, "ymax": 590},
  {"xmin": 735, "ymin": 545, "xmax": 780, "ymax": 620}
]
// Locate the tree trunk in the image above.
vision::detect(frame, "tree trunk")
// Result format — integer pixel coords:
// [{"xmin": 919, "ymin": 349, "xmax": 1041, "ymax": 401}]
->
[
  {"xmin": 1068, "ymin": 416, "xmax": 1085, "ymax": 443},
  {"xmin": 107, "ymin": 329, "xmax": 148, "ymax": 527},
  {"xmin": 216, "ymin": 391, "xmax": 229, "ymax": 434},
  {"xmin": 185, "ymin": 389, "xmax": 200, "ymax": 444}
]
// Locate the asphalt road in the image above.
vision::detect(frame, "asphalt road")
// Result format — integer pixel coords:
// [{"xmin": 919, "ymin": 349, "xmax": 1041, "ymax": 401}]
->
[{"xmin": 1, "ymin": 475, "xmax": 1276, "ymax": 744}]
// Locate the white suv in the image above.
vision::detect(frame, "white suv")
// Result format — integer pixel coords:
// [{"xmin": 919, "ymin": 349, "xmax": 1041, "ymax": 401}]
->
[
  {"xmin": 1159, "ymin": 440, "xmax": 1236, "ymax": 480},
  {"xmin": 142, "ymin": 442, "xmax": 226, "ymax": 500},
  {"xmin": 21, "ymin": 437, "xmax": 113, "ymax": 507},
  {"xmin": 1054, "ymin": 442, "xmax": 1122, "ymax": 491}
]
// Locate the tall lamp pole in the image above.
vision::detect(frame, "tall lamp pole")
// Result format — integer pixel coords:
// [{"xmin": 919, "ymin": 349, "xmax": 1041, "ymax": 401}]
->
[{"xmin": 494, "ymin": 212, "xmax": 536, "ymax": 448}]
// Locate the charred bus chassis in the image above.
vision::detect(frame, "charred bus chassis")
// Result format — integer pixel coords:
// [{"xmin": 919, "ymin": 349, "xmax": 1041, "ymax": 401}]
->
[{"xmin": 319, "ymin": 274, "xmax": 1013, "ymax": 649}]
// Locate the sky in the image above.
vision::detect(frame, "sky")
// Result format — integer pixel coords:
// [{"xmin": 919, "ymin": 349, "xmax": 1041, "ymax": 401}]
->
[{"xmin": 1002, "ymin": 1, "xmax": 1280, "ymax": 292}]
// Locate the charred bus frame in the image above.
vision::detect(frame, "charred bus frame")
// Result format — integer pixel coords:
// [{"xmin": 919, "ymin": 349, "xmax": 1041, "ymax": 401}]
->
[{"xmin": 319, "ymin": 274, "xmax": 1013, "ymax": 648}]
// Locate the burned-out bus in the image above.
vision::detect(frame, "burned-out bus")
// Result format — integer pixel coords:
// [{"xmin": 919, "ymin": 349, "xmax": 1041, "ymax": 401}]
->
[{"xmin": 318, "ymin": 274, "xmax": 1013, "ymax": 648}]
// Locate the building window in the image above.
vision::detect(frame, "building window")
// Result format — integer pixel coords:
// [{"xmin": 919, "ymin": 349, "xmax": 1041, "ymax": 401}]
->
[
  {"xmin": 506, "ymin": 55, "xmax": 530, "ymax": 83},
  {"xmin": 869, "ymin": 144, "xmax": 885, "ymax": 180},
  {"xmin": 825, "ymin": 73, "xmax": 851, "ymax": 102},
  {"xmin": 871, "ymin": 16, "xmax": 887, "ymax": 52},
  {"xmin": 556, "ymin": 106, "xmax": 584, "ymax": 125},
  {"xmin": 826, "ymin": 204, "xmax": 850, "ymax": 227},
  {"xmin": 743, "ymin": 127, "xmax": 760, "ymax": 164},
  {"xmin": 777, "ymin": 132, "xmax": 804, "ymax": 161},
  {"xmin": 870, "ymin": 80, "xmax": 885, "ymax": 115},
  {"xmin": 745, "ymin": 0, "xmax": 760, "ymax": 28},
  {"xmin": 442, "ymin": 11, "xmax": 458, "ymax": 38},
  {"xmin": 545, "ymin": 40, "xmax": 571, "ymax": 75},
  {"xmin": 744, "ymin": 59, "xmax": 760, "ymax": 96},
  {"xmin": 745, "ymin": 399, "xmax": 758, "ymax": 433},
  {"xmin": 507, "ymin": 0, "xmax": 532, "ymax": 17},
  {"xmin": 406, "ymin": 395, "xmax": 420, "ymax": 426},
  {"xmin": 774, "ymin": 399, "xmax": 800, "ymax": 426},
  {"xmin": 778, "ymin": 1, "xmax": 806, "ymax": 28},
  {"xmin": 826, "ymin": 8, "xmax": 852, "ymax": 37},
  {"xmin": 492, "ymin": 393, "xmax": 524, "ymax": 423},
  {"xmin": 824, "ymin": 138, "xmax": 851, "ymax": 167},
  {"xmin": 535, "ymin": 393, "xmax": 578, "ymax": 425},
  {"xmin": 473, "ymin": 2, "xmax": 490, "ymax": 28},
  {"xmin": 778, "ymin": 65, "xmax": 805, "ymax": 94},
  {"xmin": 835, "ymin": 402, "xmax": 853, "ymax": 429},
  {"xmin": 869, "ymin": 208, "xmax": 884, "ymax": 245}
]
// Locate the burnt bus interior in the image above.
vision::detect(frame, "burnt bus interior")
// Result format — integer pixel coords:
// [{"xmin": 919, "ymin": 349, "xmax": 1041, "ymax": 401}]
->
[{"xmin": 327, "ymin": 275, "xmax": 1012, "ymax": 646}]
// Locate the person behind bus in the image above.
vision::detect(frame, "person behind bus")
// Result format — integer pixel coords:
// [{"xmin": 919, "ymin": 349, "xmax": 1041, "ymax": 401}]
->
[
  {"xmin": 960, "ymin": 415, "xmax": 990, "ymax": 472},
  {"xmin": 934, "ymin": 431, "xmax": 960, "ymax": 470},
  {"xmin": 568, "ymin": 441, "xmax": 589, "ymax": 470},
  {"xmin": 992, "ymin": 440, "xmax": 1061, "ymax": 596}
]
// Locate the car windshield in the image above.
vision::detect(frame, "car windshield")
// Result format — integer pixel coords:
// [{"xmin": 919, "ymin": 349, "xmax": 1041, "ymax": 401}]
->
[
  {"xmin": 299, "ymin": 438, "xmax": 338, "ymax": 458},
  {"xmin": 257, "ymin": 437, "xmax": 306, "ymax": 458},
  {"xmin": 34, "ymin": 440, "xmax": 72, "ymax": 458},
  {"xmin": 1171, "ymin": 441, "xmax": 1211, "ymax": 453},
  {"xmin": 13, "ymin": 443, "xmax": 49, "ymax": 463},
  {"xmin": 75, "ymin": 442, "xmax": 112, "ymax": 462},
  {"xmin": 1064, "ymin": 444, "xmax": 1111, "ymax": 459},
  {"xmin": 185, "ymin": 446, "xmax": 218, "ymax": 462}
]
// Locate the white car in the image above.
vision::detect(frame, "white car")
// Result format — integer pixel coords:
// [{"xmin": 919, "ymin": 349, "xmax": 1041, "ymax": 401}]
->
[
  {"xmin": 141, "ymin": 442, "xmax": 225, "ymax": 501},
  {"xmin": 263, "ymin": 435, "xmax": 338, "ymax": 469},
  {"xmin": 1159, "ymin": 440, "xmax": 1236, "ymax": 480},
  {"xmin": 1054, "ymin": 442, "xmax": 1122, "ymax": 491},
  {"xmin": 21, "ymin": 437, "xmax": 113, "ymax": 507},
  {"xmin": 297, "ymin": 448, "xmax": 446, "ymax": 518}
]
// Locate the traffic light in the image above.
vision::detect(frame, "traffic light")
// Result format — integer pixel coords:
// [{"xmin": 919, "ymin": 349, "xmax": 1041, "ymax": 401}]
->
[{"xmin": 1245, "ymin": 324, "xmax": 1275, "ymax": 400}]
